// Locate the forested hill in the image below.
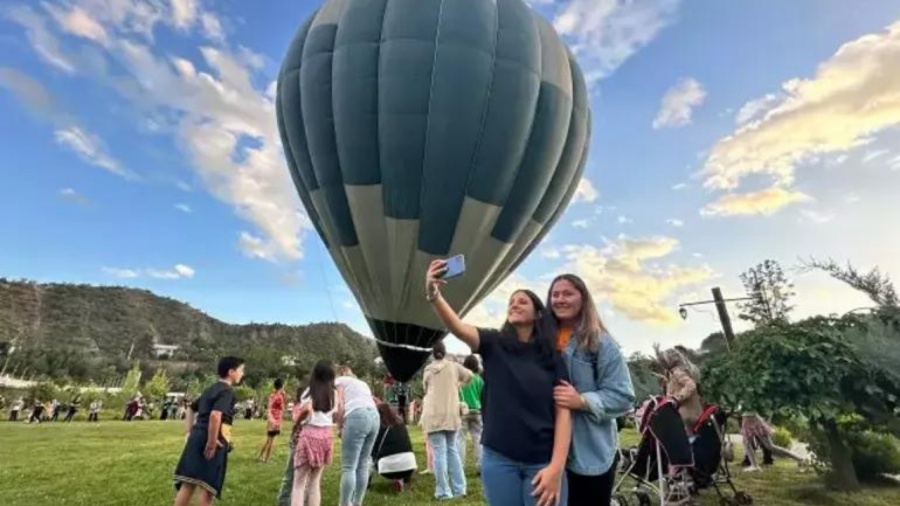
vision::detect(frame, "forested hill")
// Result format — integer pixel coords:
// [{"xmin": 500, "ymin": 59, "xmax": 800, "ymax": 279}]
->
[{"xmin": 0, "ymin": 278, "xmax": 377, "ymax": 385}]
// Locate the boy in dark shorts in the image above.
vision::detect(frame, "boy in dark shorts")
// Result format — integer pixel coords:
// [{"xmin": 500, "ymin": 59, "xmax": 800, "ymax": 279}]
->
[{"xmin": 173, "ymin": 357, "xmax": 245, "ymax": 506}]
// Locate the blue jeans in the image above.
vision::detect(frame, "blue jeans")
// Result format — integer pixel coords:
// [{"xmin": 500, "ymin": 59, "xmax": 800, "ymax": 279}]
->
[
  {"xmin": 428, "ymin": 430, "xmax": 467, "ymax": 499},
  {"xmin": 340, "ymin": 408, "xmax": 379, "ymax": 506},
  {"xmin": 481, "ymin": 446, "xmax": 568, "ymax": 506},
  {"xmin": 277, "ymin": 439, "xmax": 296, "ymax": 506}
]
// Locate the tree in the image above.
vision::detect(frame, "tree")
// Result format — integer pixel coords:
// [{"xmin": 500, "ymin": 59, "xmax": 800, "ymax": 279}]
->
[
  {"xmin": 802, "ymin": 258, "xmax": 898, "ymax": 309},
  {"xmin": 29, "ymin": 382, "xmax": 58, "ymax": 404},
  {"xmin": 120, "ymin": 362, "xmax": 142, "ymax": 400},
  {"xmin": 626, "ymin": 353, "xmax": 662, "ymax": 403},
  {"xmin": 144, "ymin": 368, "xmax": 170, "ymax": 404},
  {"xmin": 738, "ymin": 259, "xmax": 795, "ymax": 326},
  {"xmin": 703, "ymin": 317, "xmax": 900, "ymax": 491},
  {"xmin": 234, "ymin": 384, "xmax": 256, "ymax": 403}
]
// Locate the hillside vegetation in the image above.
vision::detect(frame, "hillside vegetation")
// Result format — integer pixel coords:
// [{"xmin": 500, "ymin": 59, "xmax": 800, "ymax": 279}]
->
[{"xmin": 0, "ymin": 278, "xmax": 377, "ymax": 387}]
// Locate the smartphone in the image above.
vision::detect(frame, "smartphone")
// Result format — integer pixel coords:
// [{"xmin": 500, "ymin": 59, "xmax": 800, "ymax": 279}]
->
[{"xmin": 439, "ymin": 254, "xmax": 466, "ymax": 279}]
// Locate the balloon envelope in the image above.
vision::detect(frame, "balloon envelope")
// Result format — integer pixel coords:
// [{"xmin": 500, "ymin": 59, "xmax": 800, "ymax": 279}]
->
[{"xmin": 277, "ymin": 0, "xmax": 591, "ymax": 382}]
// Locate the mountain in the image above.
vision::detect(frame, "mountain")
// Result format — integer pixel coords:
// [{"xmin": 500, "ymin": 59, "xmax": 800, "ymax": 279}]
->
[{"xmin": 0, "ymin": 278, "xmax": 377, "ymax": 386}]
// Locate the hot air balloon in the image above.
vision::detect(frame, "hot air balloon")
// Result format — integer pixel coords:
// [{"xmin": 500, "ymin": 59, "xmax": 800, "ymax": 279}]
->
[{"xmin": 276, "ymin": 0, "xmax": 591, "ymax": 382}]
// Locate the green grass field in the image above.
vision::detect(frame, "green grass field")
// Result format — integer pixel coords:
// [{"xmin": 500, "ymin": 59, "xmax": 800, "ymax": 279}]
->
[{"xmin": 1, "ymin": 420, "xmax": 898, "ymax": 506}]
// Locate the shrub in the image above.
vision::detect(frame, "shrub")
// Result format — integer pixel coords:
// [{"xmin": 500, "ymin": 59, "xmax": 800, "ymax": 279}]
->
[
  {"xmin": 772, "ymin": 426, "xmax": 793, "ymax": 448},
  {"xmin": 807, "ymin": 418, "xmax": 900, "ymax": 482}
]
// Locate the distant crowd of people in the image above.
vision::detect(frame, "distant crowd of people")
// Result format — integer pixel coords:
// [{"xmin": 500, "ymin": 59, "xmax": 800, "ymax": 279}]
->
[{"xmin": 3, "ymin": 395, "xmax": 91, "ymax": 423}]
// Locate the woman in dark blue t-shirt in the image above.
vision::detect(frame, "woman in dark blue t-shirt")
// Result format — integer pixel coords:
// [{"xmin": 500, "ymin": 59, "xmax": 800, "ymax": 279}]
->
[{"xmin": 426, "ymin": 260, "xmax": 572, "ymax": 506}]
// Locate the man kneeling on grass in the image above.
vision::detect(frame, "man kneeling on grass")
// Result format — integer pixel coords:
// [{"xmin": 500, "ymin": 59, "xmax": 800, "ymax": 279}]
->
[{"xmin": 173, "ymin": 356, "xmax": 245, "ymax": 506}]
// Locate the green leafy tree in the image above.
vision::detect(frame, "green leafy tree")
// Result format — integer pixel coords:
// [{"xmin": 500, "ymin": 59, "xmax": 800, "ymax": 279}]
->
[
  {"xmin": 704, "ymin": 317, "xmax": 900, "ymax": 491},
  {"xmin": 120, "ymin": 363, "xmax": 142, "ymax": 401},
  {"xmin": 29, "ymin": 382, "xmax": 58, "ymax": 404},
  {"xmin": 234, "ymin": 384, "xmax": 256, "ymax": 403},
  {"xmin": 738, "ymin": 259, "xmax": 795, "ymax": 326},
  {"xmin": 144, "ymin": 368, "xmax": 170, "ymax": 404},
  {"xmin": 626, "ymin": 353, "xmax": 662, "ymax": 403},
  {"xmin": 185, "ymin": 377, "xmax": 202, "ymax": 401},
  {"xmin": 802, "ymin": 258, "xmax": 898, "ymax": 308}
]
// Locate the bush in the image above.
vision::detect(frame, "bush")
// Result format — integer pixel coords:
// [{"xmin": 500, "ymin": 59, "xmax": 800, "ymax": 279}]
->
[
  {"xmin": 772, "ymin": 426, "xmax": 793, "ymax": 448},
  {"xmin": 807, "ymin": 419, "xmax": 900, "ymax": 482}
]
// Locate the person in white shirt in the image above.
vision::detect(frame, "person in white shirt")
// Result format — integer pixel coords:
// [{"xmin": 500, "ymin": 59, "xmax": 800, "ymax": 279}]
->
[
  {"xmin": 290, "ymin": 361, "xmax": 337, "ymax": 506},
  {"xmin": 335, "ymin": 365, "xmax": 379, "ymax": 506}
]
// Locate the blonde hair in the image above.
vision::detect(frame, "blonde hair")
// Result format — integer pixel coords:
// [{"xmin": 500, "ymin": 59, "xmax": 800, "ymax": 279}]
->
[
  {"xmin": 548, "ymin": 274, "xmax": 607, "ymax": 352},
  {"xmin": 654, "ymin": 345, "xmax": 700, "ymax": 380}
]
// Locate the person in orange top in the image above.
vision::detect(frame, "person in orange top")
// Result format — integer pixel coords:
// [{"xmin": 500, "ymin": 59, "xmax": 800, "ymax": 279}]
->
[{"xmin": 259, "ymin": 378, "xmax": 287, "ymax": 463}]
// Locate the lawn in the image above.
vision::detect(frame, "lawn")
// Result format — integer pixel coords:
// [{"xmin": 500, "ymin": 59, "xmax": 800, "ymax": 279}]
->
[{"xmin": 1, "ymin": 420, "xmax": 898, "ymax": 506}]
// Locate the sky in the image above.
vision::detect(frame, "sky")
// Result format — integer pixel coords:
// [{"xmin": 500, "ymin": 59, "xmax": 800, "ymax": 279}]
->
[{"xmin": 1, "ymin": 0, "xmax": 899, "ymax": 357}]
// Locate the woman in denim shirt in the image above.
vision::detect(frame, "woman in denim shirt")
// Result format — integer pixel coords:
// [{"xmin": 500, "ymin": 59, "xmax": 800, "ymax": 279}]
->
[{"xmin": 547, "ymin": 274, "xmax": 635, "ymax": 506}]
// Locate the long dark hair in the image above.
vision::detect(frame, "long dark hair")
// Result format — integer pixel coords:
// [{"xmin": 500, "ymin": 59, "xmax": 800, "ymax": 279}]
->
[
  {"xmin": 547, "ymin": 273, "xmax": 606, "ymax": 352},
  {"xmin": 499, "ymin": 289, "xmax": 557, "ymax": 360},
  {"xmin": 306, "ymin": 360, "xmax": 335, "ymax": 412},
  {"xmin": 377, "ymin": 402, "xmax": 402, "ymax": 427}
]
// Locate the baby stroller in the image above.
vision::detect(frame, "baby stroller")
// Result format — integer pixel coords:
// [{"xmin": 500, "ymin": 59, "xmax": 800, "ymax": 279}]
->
[
  {"xmin": 612, "ymin": 397, "xmax": 752, "ymax": 506},
  {"xmin": 689, "ymin": 405, "xmax": 752, "ymax": 505}
]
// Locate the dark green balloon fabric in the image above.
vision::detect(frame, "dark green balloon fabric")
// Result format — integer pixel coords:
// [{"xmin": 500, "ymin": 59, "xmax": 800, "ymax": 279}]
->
[{"xmin": 278, "ymin": 0, "xmax": 591, "ymax": 381}]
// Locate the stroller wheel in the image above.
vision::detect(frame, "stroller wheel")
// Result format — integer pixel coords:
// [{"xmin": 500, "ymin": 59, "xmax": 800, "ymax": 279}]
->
[
  {"xmin": 611, "ymin": 493, "xmax": 629, "ymax": 506},
  {"xmin": 734, "ymin": 492, "xmax": 753, "ymax": 505},
  {"xmin": 635, "ymin": 491, "xmax": 652, "ymax": 506}
]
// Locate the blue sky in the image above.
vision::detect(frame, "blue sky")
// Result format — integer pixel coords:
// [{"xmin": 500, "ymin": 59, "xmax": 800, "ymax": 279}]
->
[{"xmin": 1, "ymin": 0, "xmax": 899, "ymax": 355}]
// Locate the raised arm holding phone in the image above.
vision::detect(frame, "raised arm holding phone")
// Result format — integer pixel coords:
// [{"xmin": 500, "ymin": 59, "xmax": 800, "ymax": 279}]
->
[{"xmin": 425, "ymin": 259, "xmax": 572, "ymax": 506}]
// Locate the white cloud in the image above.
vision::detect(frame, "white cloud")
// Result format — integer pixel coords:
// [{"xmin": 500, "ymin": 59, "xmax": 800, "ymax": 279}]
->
[
  {"xmin": 666, "ymin": 218, "xmax": 684, "ymax": 227},
  {"xmin": 199, "ymin": 12, "xmax": 224, "ymax": 42},
  {"xmin": 103, "ymin": 267, "xmax": 139, "ymax": 279},
  {"xmin": 174, "ymin": 264, "xmax": 194, "ymax": 277},
  {"xmin": 175, "ymin": 203, "xmax": 192, "ymax": 213},
  {"xmin": 238, "ymin": 231, "xmax": 280, "ymax": 261},
  {"xmin": 572, "ymin": 219, "xmax": 590, "ymax": 229},
  {"xmin": 889, "ymin": 154, "xmax": 900, "ymax": 171},
  {"xmin": 10, "ymin": 0, "xmax": 310, "ymax": 261},
  {"xmin": 106, "ymin": 263, "xmax": 195, "ymax": 280},
  {"xmin": 44, "ymin": 3, "xmax": 109, "ymax": 46},
  {"xmin": 170, "ymin": 0, "xmax": 199, "ymax": 29},
  {"xmin": 617, "ymin": 215, "xmax": 633, "ymax": 224},
  {"xmin": 800, "ymin": 209, "xmax": 835, "ymax": 224},
  {"xmin": 701, "ymin": 22, "xmax": 900, "ymax": 195},
  {"xmin": 653, "ymin": 77, "xmax": 707, "ymax": 129},
  {"xmin": 541, "ymin": 247, "xmax": 562, "ymax": 259},
  {"xmin": 0, "ymin": 67, "xmax": 57, "ymax": 118},
  {"xmin": 671, "ymin": 182, "xmax": 688, "ymax": 191},
  {"xmin": 862, "ymin": 149, "xmax": 889, "ymax": 164},
  {"xmin": 734, "ymin": 93, "xmax": 781, "ymax": 125},
  {"xmin": 147, "ymin": 263, "xmax": 195, "ymax": 279},
  {"xmin": 58, "ymin": 187, "xmax": 92, "ymax": 206},
  {"xmin": 54, "ymin": 126, "xmax": 127, "ymax": 177},
  {"xmin": 559, "ymin": 235, "xmax": 714, "ymax": 325},
  {"xmin": 701, "ymin": 186, "xmax": 812, "ymax": 217},
  {"xmin": 4, "ymin": 5, "xmax": 74, "ymax": 72},
  {"xmin": 554, "ymin": 0, "xmax": 680, "ymax": 83},
  {"xmin": 572, "ymin": 177, "xmax": 599, "ymax": 203},
  {"xmin": 175, "ymin": 180, "xmax": 192, "ymax": 192}
]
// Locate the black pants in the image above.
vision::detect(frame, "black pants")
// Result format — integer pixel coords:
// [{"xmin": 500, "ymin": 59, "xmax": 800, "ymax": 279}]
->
[
  {"xmin": 567, "ymin": 459, "xmax": 618, "ymax": 506},
  {"xmin": 88, "ymin": 413, "xmax": 98, "ymax": 422},
  {"xmin": 64, "ymin": 408, "xmax": 77, "ymax": 422}
]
